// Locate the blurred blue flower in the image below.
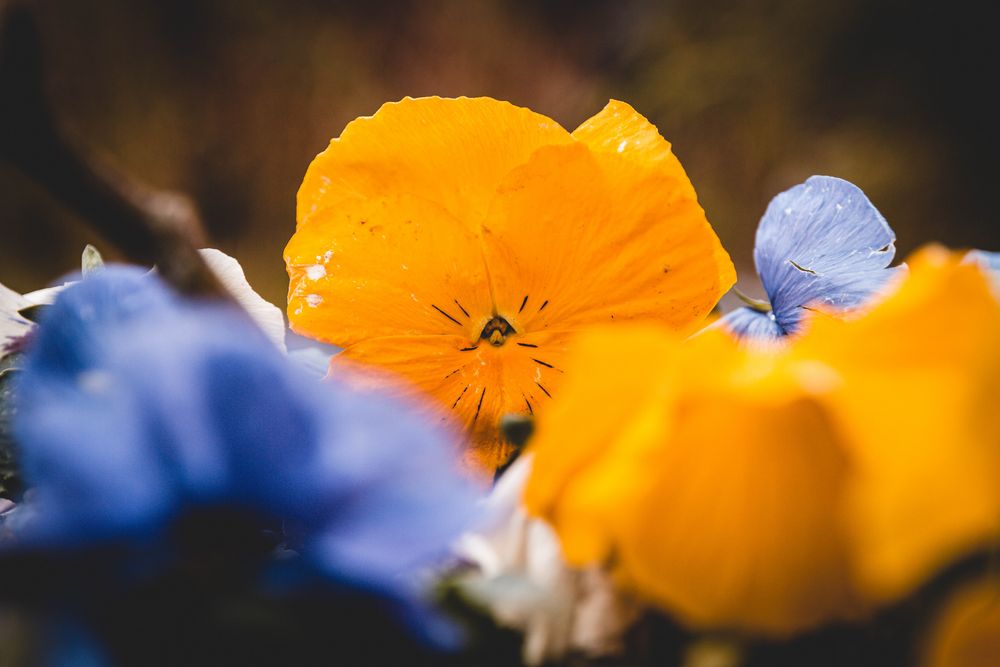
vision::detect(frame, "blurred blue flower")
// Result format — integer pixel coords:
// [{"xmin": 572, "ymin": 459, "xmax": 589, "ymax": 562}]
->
[
  {"xmin": 5, "ymin": 265, "xmax": 479, "ymax": 608},
  {"xmin": 719, "ymin": 175, "xmax": 902, "ymax": 338}
]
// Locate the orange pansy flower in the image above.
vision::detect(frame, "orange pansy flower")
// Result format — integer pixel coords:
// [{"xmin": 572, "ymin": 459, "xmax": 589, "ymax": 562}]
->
[
  {"xmin": 285, "ymin": 97, "xmax": 735, "ymax": 470},
  {"xmin": 525, "ymin": 247, "xmax": 1000, "ymax": 635}
]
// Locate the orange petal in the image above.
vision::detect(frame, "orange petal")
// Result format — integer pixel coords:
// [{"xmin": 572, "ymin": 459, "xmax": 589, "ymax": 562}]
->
[
  {"xmin": 573, "ymin": 100, "xmax": 736, "ymax": 317},
  {"xmin": 482, "ymin": 108, "xmax": 734, "ymax": 337},
  {"xmin": 286, "ymin": 192, "xmax": 493, "ymax": 346},
  {"xmin": 524, "ymin": 325, "xmax": 682, "ymax": 555},
  {"xmin": 797, "ymin": 246, "xmax": 1000, "ymax": 602},
  {"xmin": 288, "ymin": 97, "xmax": 573, "ymax": 347},
  {"xmin": 297, "ymin": 96, "xmax": 572, "ymax": 230},
  {"xmin": 526, "ymin": 326, "xmax": 856, "ymax": 635},
  {"xmin": 572, "ymin": 99, "xmax": 695, "ymax": 191},
  {"xmin": 332, "ymin": 329, "xmax": 575, "ymax": 472},
  {"xmin": 620, "ymin": 389, "xmax": 856, "ymax": 635}
]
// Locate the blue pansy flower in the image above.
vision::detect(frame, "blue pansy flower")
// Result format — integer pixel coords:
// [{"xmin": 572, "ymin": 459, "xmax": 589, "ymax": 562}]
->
[
  {"xmin": 2, "ymin": 267, "xmax": 479, "ymax": 650},
  {"xmin": 719, "ymin": 175, "xmax": 902, "ymax": 339}
]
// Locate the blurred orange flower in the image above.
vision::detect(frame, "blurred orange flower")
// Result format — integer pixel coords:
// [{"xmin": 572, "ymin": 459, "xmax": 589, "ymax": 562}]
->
[
  {"xmin": 285, "ymin": 97, "xmax": 734, "ymax": 470},
  {"xmin": 524, "ymin": 246, "xmax": 1000, "ymax": 635},
  {"xmin": 922, "ymin": 576, "xmax": 1000, "ymax": 667}
]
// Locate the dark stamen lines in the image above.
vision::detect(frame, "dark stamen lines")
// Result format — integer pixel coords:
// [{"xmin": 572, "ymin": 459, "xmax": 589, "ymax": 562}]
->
[
  {"xmin": 459, "ymin": 346, "xmax": 478, "ymax": 352},
  {"xmin": 516, "ymin": 342, "xmax": 538, "ymax": 348},
  {"xmin": 523, "ymin": 394, "xmax": 534, "ymax": 415},
  {"xmin": 473, "ymin": 387, "xmax": 487, "ymax": 424},
  {"xmin": 538, "ymin": 299, "xmax": 549, "ymax": 312},
  {"xmin": 451, "ymin": 385, "xmax": 470, "ymax": 409},
  {"xmin": 519, "ymin": 295, "xmax": 529, "ymax": 313},
  {"xmin": 432, "ymin": 304, "xmax": 462, "ymax": 326},
  {"xmin": 535, "ymin": 382, "xmax": 552, "ymax": 398},
  {"xmin": 444, "ymin": 368, "xmax": 461, "ymax": 379},
  {"xmin": 453, "ymin": 299, "xmax": 470, "ymax": 318},
  {"xmin": 532, "ymin": 358, "xmax": 562, "ymax": 372}
]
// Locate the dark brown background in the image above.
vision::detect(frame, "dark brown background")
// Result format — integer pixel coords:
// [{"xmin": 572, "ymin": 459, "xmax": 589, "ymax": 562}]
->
[{"xmin": 2, "ymin": 0, "xmax": 997, "ymax": 305}]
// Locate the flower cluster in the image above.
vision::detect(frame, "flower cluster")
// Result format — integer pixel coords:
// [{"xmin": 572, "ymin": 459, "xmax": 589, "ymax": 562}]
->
[
  {"xmin": 283, "ymin": 97, "xmax": 1000, "ymax": 664},
  {"xmin": 526, "ymin": 248, "xmax": 1000, "ymax": 634},
  {"xmin": 2, "ymin": 96, "xmax": 998, "ymax": 667}
]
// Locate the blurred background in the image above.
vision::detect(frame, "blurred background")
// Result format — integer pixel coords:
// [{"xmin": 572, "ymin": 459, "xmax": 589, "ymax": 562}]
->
[{"xmin": 2, "ymin": 0, "xmax": 998, "ymax": 305}]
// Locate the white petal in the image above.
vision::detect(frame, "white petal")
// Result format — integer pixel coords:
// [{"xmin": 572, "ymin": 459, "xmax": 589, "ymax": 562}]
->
[
  {"xmin": 23, "ymin": 283, "xmax": 72, "ymax": 306},
  {"xmin": 3, "ymin": 279, "xmax": 77, "ymax": 359},
  {"xmin": 454, "ymin": 455, "xmax": 638, "ymax": 665},
  {"xmin": 199, "ymin": 249, "xmax": 287, "ymax": 352},
  {"xmin": 1, "ymin": 281, "xmax": 33, "ymax": 357}
]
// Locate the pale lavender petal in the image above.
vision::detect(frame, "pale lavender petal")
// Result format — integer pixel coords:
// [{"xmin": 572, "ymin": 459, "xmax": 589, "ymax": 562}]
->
[
  {"xmin": 717, "ymin": 306, "xmax": 783, "ymax": 339},
  {"xmin": 754, "ymin": 175, "xmax": 897, "ymax": 334}
]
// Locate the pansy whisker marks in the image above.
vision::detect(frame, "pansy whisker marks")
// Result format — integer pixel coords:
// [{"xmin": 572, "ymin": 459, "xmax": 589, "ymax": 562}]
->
[
  {"xmin": 531, "ymin": 358, "xmax": 561, "ymax": 372},
  {"xmin": 451, "ymin": 385, "xmax": 470, "ymax": 409},
  {"xmin": 431, "ymin": 304, "xmax": 462, "ymax": 326},
  {"xmin": 473, "ymin": 387, "xmax": 486, "ymax": 424}
]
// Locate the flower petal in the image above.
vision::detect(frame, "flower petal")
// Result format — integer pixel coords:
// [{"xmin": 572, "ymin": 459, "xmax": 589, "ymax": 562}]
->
[
  {"xmin": 331, "ymin": 329, "xmax": 573, "ymax": 472},
  {"xmin": 525, "ymin": 326, "xmax": 683, "ymax": 564},
  {"xmin": 1, "ymin": 281, "xmax": 32, "ymax": 357},
  {"xmin": 199, "ymin": 248, "xmax": 287, "ymax": 352},
  {"xmin": 481, "ymin": 137, "xmax": 734, "ymax": 336},
  {"xmin": 573, "ymin": 100, "xmax": 735, "ymax": 295},
  {"xmin": 526, "ymin": 326, "xmax": 856, "ymax": 635},
  {"xmin": 714, "ymin": 306, "xmax": 783, "ymax": 340},
  {"xmin": 286, "ymin": 193, "xmax": 493, "ymax": 346},
  {"xmin": 755, "ymin": 175, "xmax": 899, "ymax": 333},
  {"xmin": 297, "ymin": 96, "xmax": 572, "ymax": 230},
  {"xmin": 572, "ymin": 100, "xmax": 694, "ymax": 188},
  {"xmin": 620, "ymin": 387, "xmax": 855, "ymax": 635},
  {"xmin": 796, "ymin": 246, "xmax": 1000, "ymax": 602},
  {"xmin": 964, "ymin": 249, "xmax": 1000, "ymax": 284}
]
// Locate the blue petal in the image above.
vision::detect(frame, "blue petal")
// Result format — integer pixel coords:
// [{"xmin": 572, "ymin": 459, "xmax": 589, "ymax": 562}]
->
[
  {"xmin": 717, "ymin": 306, "xmax": 783, "ymax": 339},
  {"xmin": 9, "ymin": 267, "xmax": 480, "ymax": 622},
  {"xmin": 27, "ymin": 266, "xmax": 178, "ymax": 378},
  {"xmin": 754, "ymin": 175, "xmax": 899, "ymax": 334}
]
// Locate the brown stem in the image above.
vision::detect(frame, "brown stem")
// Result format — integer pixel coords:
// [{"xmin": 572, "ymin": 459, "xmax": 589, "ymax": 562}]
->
[{"xmin": 0, "ymin": 1, "xmax": 225, "ymax": 297}]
